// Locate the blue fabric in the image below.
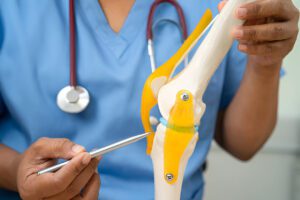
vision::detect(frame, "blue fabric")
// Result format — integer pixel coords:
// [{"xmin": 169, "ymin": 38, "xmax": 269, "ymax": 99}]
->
[
  {"xmin": 0, "ymin": 96, "xmax": 4, "ymax": 115},
  {"xmin": 0, "ymin": 0, "xmax": 247, "ymax": 199}
]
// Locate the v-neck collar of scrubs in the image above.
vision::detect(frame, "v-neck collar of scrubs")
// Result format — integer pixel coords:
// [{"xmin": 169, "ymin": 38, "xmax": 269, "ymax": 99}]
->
[{"xmin": 78, "ymin": 0, "xmax": 152, "ymax": 59}]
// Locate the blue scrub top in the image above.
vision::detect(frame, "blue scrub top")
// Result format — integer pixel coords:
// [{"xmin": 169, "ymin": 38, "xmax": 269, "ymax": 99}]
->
[{"xmin": 0, "ymin": 0, "xmax": 247, "ymax": 199}]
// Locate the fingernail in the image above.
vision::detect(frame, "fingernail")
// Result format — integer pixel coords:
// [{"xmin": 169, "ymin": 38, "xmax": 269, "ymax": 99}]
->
[
  {"xmin": 233, "ymin": 29, "xmax": 243, "ymax": 38},
  {"xmin": 237, "ymin": 7, "xmax": 247, "ymax": 17},
  {"xmin": 95, "ymin": 167, "xmax": 99, "ymax": 174},
  {"xmin": 82, "ymin": 153, "xmax": 91, "ymax": 165},
  {"xmin": 239, "ymin": 44, "xmax": 247, "ymax": 51},
  {"xmin": 72, "ymin": 145, "xmax": 85, "ymax": 153}
]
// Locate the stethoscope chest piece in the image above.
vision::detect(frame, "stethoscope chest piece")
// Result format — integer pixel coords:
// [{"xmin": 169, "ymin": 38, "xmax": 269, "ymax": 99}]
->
[{"xmin": 57, "ymin": 86, "xmax": 90, "ymax": 113}]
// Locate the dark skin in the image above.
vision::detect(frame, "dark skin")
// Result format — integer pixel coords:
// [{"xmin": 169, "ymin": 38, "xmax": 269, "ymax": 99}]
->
[
  {"xmin": 0, "ymin": 139, "xmax": 101, "ymax": 200},
  {"xmin": 0, "ymin": 0, "xmax": 299, "ymax": 198},
  {"xmin": 216, "ymin": 0, "xmax": 299, "ymax": 160}
]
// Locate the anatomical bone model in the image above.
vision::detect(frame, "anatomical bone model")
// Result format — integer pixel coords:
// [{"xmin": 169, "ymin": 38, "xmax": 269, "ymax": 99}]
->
[{"xmin": 140, "ymin": 0, "xmax": 254, "ymax": 199}]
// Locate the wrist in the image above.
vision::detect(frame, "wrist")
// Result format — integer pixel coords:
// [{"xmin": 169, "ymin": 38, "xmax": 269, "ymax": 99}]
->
[
  {"xmin": 246, "ymin": 59, "xmax": 282, "ymax": 80},
  {"xmin": 0, "ymin": 145, "xmax": 22, "ymax": 192},
  {"xmin": 11, "ymin": 154, "xmax": 22, "ymax": 191}
]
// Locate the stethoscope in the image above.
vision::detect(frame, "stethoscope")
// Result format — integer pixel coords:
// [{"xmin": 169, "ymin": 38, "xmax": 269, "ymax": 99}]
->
[
  {"xmin": 57, "ymin": 0, "xmax": 188, "ymax": 114},
  {"xmin": 147, "ymin": 0, "xmax": 188, "ymax": 72}
]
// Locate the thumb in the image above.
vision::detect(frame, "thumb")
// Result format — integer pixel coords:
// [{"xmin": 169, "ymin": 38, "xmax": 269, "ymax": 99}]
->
[{"xmin": 31, "ymin": 137, "xmax": 86, "ymax": 160}]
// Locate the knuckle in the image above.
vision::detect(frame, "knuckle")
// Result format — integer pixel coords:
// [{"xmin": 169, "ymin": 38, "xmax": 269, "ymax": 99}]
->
[
  {"xmin": 32, "ymin": 137, "xmax": 49, "ymax": 150},
  {"xmin": 251, "ymin": 3, "xmax": 262, "ymax": 16},
  {"xmin": 272, "ymin": 25, "xmax": 285, "ymax": 37},
  {"xmin": 60, "ymin": 138, "xmax": 71, "ymax": 146},
  {"xmin": 56, "ymin": 138, "xmax": 72, "ymax": 151},
  {"xmin": 36, "ymin": 137, "xmax": 48, "ymax": 145},
  {"xmin": 246, "ymin": 29, "xmax": 257, "ymax": 40}
]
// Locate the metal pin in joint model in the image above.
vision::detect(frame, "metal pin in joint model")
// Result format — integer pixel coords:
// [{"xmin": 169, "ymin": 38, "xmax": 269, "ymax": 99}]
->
[{"xmin": 37, "ymin": 132, "xmax": 151, "ymax": 175}]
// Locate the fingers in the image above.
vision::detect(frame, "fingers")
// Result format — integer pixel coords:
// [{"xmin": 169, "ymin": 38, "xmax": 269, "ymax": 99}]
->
[
  {"xmin": 238, "ymin": 38, "xmax": 295, "ymax": 58},
  {"xmin": 231, "ymin": 0, "xmax": 299, "ymax": 66},
  {"xmin": 236, "ymin": 0, "xmax": 298, "ymax": 21},
  {"xmin": 70, "ymin": 173, "xmax": 101, "ymax": 200},
  {"xmin": 35, "ymin": 152, "xmax": 91, "ymax": 197},
  {"xmin": 31, "ymin": 138, "xmax": 85, "ymax": 160},
  {"xmin": 81, "ymin": 173, "xmax": 101, "ymax": 200},
  {"xmin": 53, "ymin": 152, "xmax": 91, "ymax": 189},
  {"xmin": 232, "ymin": 21, "xmax": 297, "ymax": 42},
  {"xmin": 53, "ymin": 157, "xmax": 101, "ymax": 200}
]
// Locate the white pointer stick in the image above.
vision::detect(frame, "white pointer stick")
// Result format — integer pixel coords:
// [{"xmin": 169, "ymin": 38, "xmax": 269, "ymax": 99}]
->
[{"xmin": 37, "ymin": 132, "xmax": 151, "ymax": 175}]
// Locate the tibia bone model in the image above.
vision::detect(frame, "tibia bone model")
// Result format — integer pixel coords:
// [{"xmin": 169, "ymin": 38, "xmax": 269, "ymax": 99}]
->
[{"xmin": 141, "ymin": 0, "xmax": 254, "ymax": 199}]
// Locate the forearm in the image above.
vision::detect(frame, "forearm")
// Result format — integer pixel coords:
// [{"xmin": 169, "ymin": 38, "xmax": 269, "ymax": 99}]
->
[
  {"xmin": 220, "ymin": 60, "xmax": 281, "ymax": 160},
  {"xmin": 213, "ymin": 0, "xmax": 298, "ymax": 160},
  {"xmin": 0, "ymin": 144, "xmax": 21, "ymax": 191}
]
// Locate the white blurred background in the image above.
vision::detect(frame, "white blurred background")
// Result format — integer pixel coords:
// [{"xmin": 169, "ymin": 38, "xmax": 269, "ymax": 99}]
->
[{"xmin": 204, "ymin": 0, "xmax": 300, "ymax": 199}]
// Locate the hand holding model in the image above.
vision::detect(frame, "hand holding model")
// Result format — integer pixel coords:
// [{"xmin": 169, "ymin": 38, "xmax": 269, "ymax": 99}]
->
[{"xmin": 220, "ymin": 0, "xmax": 299, "ymax": 70}]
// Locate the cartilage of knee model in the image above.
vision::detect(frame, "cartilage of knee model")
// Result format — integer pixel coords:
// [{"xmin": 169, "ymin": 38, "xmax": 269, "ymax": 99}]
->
[{"xmin": 141, "ymin": 0, "xmax": 254, "ymax": 199}]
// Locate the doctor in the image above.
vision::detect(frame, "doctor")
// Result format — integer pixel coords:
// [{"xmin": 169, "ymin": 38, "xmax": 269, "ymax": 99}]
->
[{"xmin": 0, "ymin": 0, "xmax": 299, "ymax": 200}]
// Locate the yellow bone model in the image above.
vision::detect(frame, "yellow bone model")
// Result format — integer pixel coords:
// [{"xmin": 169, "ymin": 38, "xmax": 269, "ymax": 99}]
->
[{"xmin": 163, "ymin": 90, "xmax": 196, "ymax": 184}]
